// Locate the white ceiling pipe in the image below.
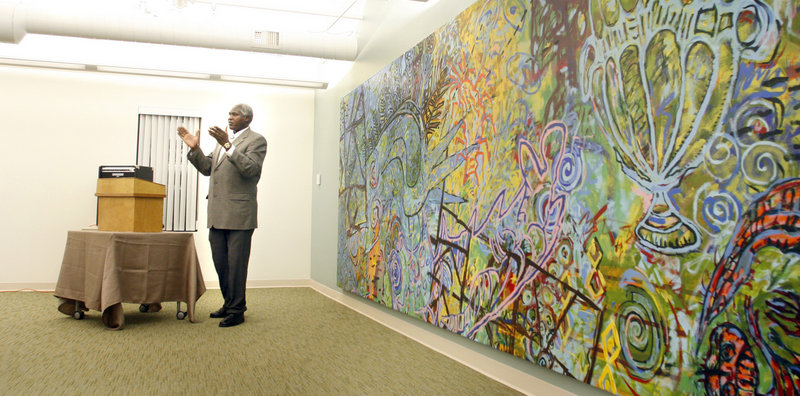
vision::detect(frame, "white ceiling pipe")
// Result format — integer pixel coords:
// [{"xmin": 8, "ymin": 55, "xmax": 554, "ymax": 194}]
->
[
  {"xmin": 0, "ymin": 0, "xmax": 358, "ymax": 61},
  {"xmin": 0, "ymin": 2, "xmax": 24, "ymax": 43}
]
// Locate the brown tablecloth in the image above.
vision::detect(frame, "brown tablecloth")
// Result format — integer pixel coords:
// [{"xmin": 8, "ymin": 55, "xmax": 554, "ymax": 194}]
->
[{"xmin": 54, "ymin": 230, "xmax": 206, "ymax": 329}]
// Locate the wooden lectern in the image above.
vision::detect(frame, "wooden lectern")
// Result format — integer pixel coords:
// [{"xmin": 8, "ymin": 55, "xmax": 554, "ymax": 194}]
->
[{"xmin": 96, "ymin": 178, "xmax": 166, "ymax": 232}]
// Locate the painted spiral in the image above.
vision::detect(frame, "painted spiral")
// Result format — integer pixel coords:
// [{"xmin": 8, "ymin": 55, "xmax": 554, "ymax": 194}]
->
[
  {"xmin": 700, "ymin": 191, "xmax": 742, "ymax": 234},
  {"xmin": 387, "ymin": 251, "xmax": 403, "ymax": 296},
  {"xmin": 741, "ymin": 142, "xmax": 787, "ymax": 188},
  {"xmin": 703, "ymin": 133, "xmax": 739, "ymax": 181},
  {"xmin": 557, "ymin": 149, "xmax": 584, "ymax": 193},
  {"xmin": 615, "ymin": 286, "xmax": 666, "ymax": 381}
]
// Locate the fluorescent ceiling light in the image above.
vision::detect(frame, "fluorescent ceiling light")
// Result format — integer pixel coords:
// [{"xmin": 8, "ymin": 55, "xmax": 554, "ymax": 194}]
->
[
  {"xmin": 0, "ymin": 57, "xmax": 85, "ymax": 70},
  {"xmin": 0, "ymin": 35, "xmax": 351, "ymax": 87},
  {"xmin": 219, "ymin": 74, "xmax": 327, "ymax": 89},
  {"xmin": 0, "ymin": 55, "xmax": 333, "ymax": 88},
  {"xmin": 3, "ymin": 35, "xmax": 328, "ymax": 79},
  {"xmin": 95, "ymin": 65, "xmax": 211, "ymax": 79}
]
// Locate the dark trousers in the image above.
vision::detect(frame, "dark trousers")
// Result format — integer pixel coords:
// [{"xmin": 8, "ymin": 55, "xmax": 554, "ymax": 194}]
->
[{"xmin": 209, "ymin": 227, "xmax": 254, "ymax": 315}]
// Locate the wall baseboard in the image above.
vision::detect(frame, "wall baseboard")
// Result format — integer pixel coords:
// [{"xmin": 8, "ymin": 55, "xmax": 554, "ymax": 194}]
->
[
  {"xmin": 0, "ymin": 283, "xmax": 57, "ymax": 292},
  {"xmin": 0, "ymin": 279, "xmax": 311, "ymax": 292}
]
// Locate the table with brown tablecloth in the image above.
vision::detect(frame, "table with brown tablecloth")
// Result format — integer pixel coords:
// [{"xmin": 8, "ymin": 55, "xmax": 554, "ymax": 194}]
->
[{"xmin": 54, "ymin": 230, "xmax": 206, "ymax": 329}]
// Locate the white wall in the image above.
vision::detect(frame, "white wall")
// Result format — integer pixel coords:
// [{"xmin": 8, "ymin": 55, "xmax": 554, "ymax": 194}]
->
[
  {"xmin": 0, "ymin": 66, "xmax": 313, "ymax": 288},
  {"xmin": 310, "ymin": 1, "xmax": 609, "ymax": 395}
]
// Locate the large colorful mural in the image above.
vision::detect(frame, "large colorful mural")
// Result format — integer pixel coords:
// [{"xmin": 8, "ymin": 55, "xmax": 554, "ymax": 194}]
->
[{"xmin": 337, "ymin": 0, "xmax": 800, "ymax": 394}]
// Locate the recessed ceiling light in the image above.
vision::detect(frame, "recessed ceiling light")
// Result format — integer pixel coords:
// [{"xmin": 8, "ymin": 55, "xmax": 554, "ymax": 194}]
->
[
  {"xmin": 95, "ymin": 65, "xmax": 212, "ymax": 79},
  {"xmin": 0, "ymin": 57, "xmax": 85, "ymax": 70},
  {"xmin": 219, "ymin": 74, "xmax": 327, "ymax": 89}
]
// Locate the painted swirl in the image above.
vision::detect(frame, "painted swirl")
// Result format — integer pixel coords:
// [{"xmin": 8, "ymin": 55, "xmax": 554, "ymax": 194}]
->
[
  {"xmin": 700, "ymin": 191, "xmax": 742, "ymax": 234},
  {"xmin": 616, "ymin": 286, "xmax": 666, "ymax": 381}
]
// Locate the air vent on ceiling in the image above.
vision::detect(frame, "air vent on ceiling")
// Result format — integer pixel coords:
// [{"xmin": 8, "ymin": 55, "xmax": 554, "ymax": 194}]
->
[{"xmin": 253, "ymin": 30, "xmax": 280, "ymax": 49}]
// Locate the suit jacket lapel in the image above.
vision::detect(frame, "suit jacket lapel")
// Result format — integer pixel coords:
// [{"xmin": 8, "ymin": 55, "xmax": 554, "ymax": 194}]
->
[{"xmin": 233, "ymin": 129, "xmax": 251, "ymax": 147}]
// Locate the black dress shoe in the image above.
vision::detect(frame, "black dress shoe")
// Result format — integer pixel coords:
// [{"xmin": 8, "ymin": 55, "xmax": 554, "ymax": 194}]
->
[
  {"xmin": 209, "ymin": 308, "xmax": 227, "ymax": 318},
  {"xmin": 219, "ymin": 313, "xmax": 244, "ymax": 327}
]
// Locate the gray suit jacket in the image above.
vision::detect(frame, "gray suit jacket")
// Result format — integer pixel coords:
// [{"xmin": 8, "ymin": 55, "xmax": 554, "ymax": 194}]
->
[{"xmin": 187, "ymin": 127, "xmax": 267, "ymax": 230}]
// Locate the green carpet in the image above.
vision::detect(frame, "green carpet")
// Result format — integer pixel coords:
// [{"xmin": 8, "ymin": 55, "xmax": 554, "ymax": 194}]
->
[{"xmin": 0, "ymin": 287, "xmax": 522, "ymax": 395}]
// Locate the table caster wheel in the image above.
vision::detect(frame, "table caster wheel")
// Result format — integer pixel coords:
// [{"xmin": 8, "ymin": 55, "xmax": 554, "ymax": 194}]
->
[
  {"xmin": 139, "ymin": 304, "xmax": 149, "ymax": 313},
  {"xmin": 73, "ymin": 311, "xmax": 84, "ymax": 320},
  {"xmin": 176, "ymin": 311, "xmax": 187, "ymax": 320}
]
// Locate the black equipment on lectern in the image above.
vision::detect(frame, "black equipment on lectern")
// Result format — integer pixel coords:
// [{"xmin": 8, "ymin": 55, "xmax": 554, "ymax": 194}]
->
[{"xmin": 98, "ymin": 165, "xmax": 153, "ymax": 182}]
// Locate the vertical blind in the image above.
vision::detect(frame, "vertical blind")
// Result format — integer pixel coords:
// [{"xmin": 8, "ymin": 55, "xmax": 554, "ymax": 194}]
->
[{"xmin": 137, "ymin": 114, "xmax": 200, "ymax": 232}]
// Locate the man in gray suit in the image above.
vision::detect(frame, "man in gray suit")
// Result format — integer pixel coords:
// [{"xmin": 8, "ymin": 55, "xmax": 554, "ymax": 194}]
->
[{"xmin": 177, "ymin": 103, "xmax": 267, "ymax": 327}]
